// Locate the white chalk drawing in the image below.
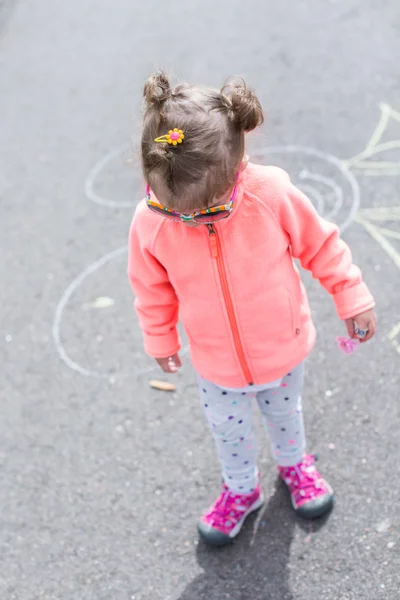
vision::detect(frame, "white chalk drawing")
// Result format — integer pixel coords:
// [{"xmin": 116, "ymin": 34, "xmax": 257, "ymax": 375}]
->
[
  {"xmin": 251, "ymin": 146, "xmax": 359, "ymax": 232},
  {"xmin": 53, "ymin": 246, "xmax": 128, "ymax": 378},
  {"xmin": 299, "ymin": 170, "xmax": 343, "ymax": 222},
  {"xmin": 84, "ymin": 144, "xmax": 133, "ymax": 208},
  {"xmin": 54, "ymin": 104, "xmax": 400, "ymax": 377},
  {"xmin": 52, "ymin": 244, "xmax": 189, "ymax": 378}
]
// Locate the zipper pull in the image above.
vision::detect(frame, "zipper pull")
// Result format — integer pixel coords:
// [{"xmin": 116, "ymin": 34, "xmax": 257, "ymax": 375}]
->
[{"xmin": 207, "ymin": 224, "xmax": 218, "ymax": 258}]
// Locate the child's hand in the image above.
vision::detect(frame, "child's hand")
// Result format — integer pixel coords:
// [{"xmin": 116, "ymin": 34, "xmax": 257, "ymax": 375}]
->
[
  {"xmin": 156, "ymin": 354, "xmax": 182, "ymax": 373},
  {"xmin": 345, "ymin": 309, "xmax": 377, "ymax": 343}
]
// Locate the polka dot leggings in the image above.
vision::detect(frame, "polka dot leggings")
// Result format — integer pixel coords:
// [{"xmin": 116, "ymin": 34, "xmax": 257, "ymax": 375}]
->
[{"xmin": 198, "ymin": 362, "xmax": 305, "ymax": 494}]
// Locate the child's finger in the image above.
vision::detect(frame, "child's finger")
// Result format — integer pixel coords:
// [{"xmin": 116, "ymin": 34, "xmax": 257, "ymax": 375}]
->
[
  {"xmin": 156, "ymin": 358, "xmax": 173, "ymax": 373},
  {"xmin": 156, "ymin": 355, "xmax": 181, "ymax": 373},
  {"xmin": 360, "ymin": 319, "xmax": 376, "ymax": 342},
  {"xmin": 167, "ymin": 356, "xmax": 179, "ymax": 372},
  {"xmin": 345, "ymin": 318, "xmax": 355, "ymax": 338}
]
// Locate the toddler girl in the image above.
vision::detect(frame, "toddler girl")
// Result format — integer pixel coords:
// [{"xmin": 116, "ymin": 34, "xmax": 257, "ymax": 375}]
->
[{"xmin": 128, "ymin": 72, "xmax": 376, "ymax": 546}]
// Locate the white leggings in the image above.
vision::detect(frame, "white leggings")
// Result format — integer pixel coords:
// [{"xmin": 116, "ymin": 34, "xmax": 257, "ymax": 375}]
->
[{"xmin": 198, "ymin": 362, "xmax": 305, "ymax": 494}]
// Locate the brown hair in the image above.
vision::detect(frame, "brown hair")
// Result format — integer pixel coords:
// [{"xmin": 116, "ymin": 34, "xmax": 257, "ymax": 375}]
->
[{"xmin": 141, "ymin": 71, "xmax": 264, "ymax": 212}]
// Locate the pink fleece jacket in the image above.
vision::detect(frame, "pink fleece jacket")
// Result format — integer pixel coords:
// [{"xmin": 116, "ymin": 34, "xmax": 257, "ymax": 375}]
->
[{"xmin": 128, "ymin": 163, "xmax": 375, "ymax": 387}]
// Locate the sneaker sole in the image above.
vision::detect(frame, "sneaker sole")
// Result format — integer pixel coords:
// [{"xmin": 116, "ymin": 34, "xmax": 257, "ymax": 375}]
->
[
  {"xmin": 198, "ymin": 493, "xmax": 265, "ymax": 547},
  {"xmin": 293, "ymin": 483, "xmax": 335, "ymax": 519}
]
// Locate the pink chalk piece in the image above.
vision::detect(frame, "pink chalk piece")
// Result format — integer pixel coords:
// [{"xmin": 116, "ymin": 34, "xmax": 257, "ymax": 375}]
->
[
  {"xmin": 281, "ymin": 383, "xmax": 288, "ymax": 387},
  {"xmin": 288, "ymin": 440, "xmax": 295, "ymax": 445},
  {"xmin": 336, "ymin": 336, "xmax": 360, "ymax": 355}
]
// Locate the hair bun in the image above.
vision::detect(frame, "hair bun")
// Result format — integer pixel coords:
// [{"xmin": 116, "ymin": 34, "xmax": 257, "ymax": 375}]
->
[
  {"xmin": 222, "ymin": 78, "xmax": 264, "ymax": 132},
  {"xmin": 143, "ymin": 71, "xmax": 172, "ymax": 107}
]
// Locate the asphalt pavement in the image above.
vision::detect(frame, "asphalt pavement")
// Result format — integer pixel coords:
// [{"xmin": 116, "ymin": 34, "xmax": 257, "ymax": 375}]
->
[{"xmin": 1, "ymin": 1, "xmax": 399, "ymax": 599}]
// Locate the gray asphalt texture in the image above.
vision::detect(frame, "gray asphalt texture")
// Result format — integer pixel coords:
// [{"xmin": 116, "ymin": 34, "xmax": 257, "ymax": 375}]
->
[{"xmin": 1, "ymin": 1, "xmax": 400, "ymax": 599}]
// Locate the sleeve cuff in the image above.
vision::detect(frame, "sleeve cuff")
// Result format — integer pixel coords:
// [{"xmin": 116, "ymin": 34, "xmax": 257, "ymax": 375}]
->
[
  {"xmin": 333, "ymin": 282, "xmax": 376, "ymax": 320},
  {"xmin": 143, "ymin": 329, "xmax": 181, "ymax": 358}
]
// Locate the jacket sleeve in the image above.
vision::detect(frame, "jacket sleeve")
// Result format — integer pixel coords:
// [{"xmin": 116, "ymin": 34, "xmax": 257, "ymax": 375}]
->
[
  {"xmin": 128, "ymin": 218, "xmax": 180, "ymax": 358},
  {"xmin": 276, "ymin": 176, "xmax": 375, "ymax": 320}
]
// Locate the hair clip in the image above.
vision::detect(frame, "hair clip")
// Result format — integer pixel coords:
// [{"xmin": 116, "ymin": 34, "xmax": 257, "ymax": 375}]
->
[
  {"xmin": 154, "ymin": 128, "xmax": 184, "ymax": 146},
  {"xmin": 336, "ymin": 336, "xmax": 360, "ymax": 355}
]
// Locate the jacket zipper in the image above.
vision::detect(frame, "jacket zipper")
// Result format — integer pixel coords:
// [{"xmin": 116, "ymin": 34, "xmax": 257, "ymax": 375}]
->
[{"xmin": 207, "ymin": 224, "xmax": 254, "ymax": 385}]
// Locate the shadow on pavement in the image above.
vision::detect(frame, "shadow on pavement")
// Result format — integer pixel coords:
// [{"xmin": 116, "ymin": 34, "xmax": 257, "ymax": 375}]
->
[{"xmin": 177, "ymin": 483, "xmax": 298, "ymax": 600}]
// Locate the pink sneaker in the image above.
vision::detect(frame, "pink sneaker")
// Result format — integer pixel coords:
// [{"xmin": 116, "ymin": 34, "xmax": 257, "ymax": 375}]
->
[
  {"xmin": 198, "ymin": 483, "xmax": 264, "ymax": 546},
  {"xmin": 279, "ymin": 454, "xmax": 334, "ymax": 519}
]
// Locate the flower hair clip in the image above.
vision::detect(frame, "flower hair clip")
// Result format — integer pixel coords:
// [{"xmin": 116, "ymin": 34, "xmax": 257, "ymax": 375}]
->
[{"xmin": 154, "ymin": 128, "xmax": 185, "ymax": 146}]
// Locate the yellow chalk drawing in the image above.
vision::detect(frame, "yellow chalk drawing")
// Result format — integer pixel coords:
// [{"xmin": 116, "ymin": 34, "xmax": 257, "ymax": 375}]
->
[
  {"xmin": 388, "ymin": 322, "xmax": 400, "ymax": 355},
  {"xmin": 348, "ymin": 104, "xmax": 400, "ymax": 272},
  {"xmin": 344, "ymin": 103, "xmax": 400, "ymax": 175},
  {"xmin": 355, "ymin": 207, "xmax": 400, "ymax": 271},
  {"xmin": 344, "ymin": 103, "xmax": 400, "ymax": 355},
  {"xmin": 355, "ymin": 206, "xmax": 400, "ymax": 354}
]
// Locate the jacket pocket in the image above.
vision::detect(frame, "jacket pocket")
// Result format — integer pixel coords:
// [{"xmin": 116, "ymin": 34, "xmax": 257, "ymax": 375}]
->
[
  {"xmin": 286, "ymin": 284, "xmax": 301, "ymax": 335},
  {"xmin": 269, "ymin": 286, "xmax": 300, "ymax": 339},
  {"xmin": 240, "ymin": 285, "xmax": 300, "ymax": 359}
]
